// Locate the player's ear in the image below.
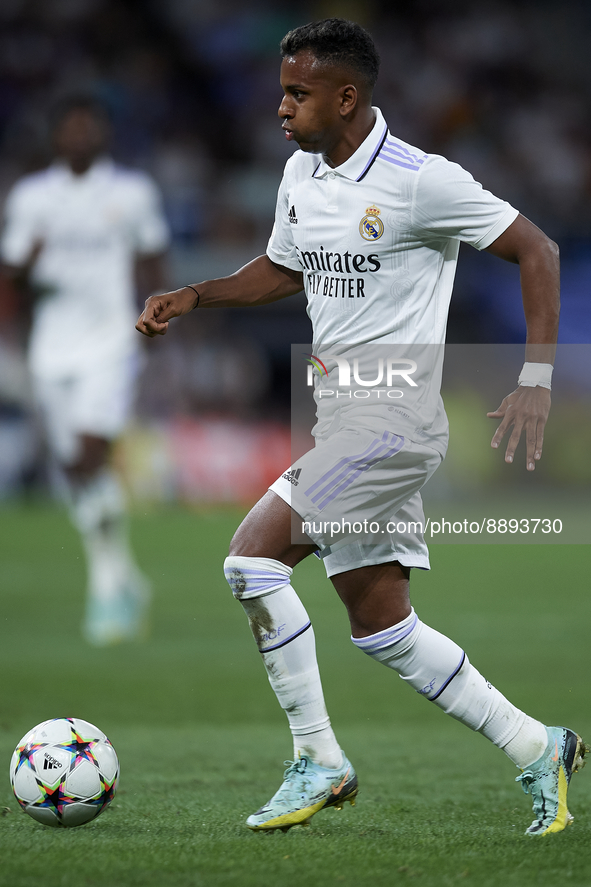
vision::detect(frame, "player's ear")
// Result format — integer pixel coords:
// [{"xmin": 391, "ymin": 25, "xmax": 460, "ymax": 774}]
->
[{"xmin": 339, "ymin": 84, "xmax": 358, "ymax": 117}]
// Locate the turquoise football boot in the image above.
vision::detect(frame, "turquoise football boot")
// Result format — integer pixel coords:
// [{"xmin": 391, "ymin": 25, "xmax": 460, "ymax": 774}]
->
[
  {"xmin": 246, "ymin": 754, "xmax": 358, "ymax": 831},
  {"xmin": 516, "ymin": 726, "xmax": 588, "ymax": 835},
  {"xmin": 83, "ymin": 568, "xmax": 151, "ymax": 646}
]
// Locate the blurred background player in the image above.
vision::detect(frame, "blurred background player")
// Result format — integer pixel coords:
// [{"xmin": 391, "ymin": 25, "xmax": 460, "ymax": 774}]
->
[{"xmin": 0, "ymin": 96, "xmax": 170, "ymax": 645}]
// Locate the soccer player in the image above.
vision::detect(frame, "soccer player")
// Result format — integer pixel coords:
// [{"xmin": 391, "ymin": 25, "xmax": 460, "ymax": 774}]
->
[
  {"xmin": 1, "ymin": 96, "xmax": 170, "ymax": 645},
  {"xmin": 136, "ymin": 20, "xmax": 585, "ymax": 836}
]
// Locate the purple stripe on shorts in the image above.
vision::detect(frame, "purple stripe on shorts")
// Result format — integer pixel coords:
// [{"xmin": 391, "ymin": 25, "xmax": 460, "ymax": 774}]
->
[
  {"xmin": 314, "ymin": 438, "xmax": 405, "ymax": 510},
  {"xmin": 303, "ymin": 433, "xmax": 393, "ymax": 503},
  {"xmin": 305, "ymin": 431, "xmax": 405, "ymax": 511},
  {"xmin": 306, "ymin": 432, "xmax": 404, "ymax": 505},
  {"xmin": 308, "ymin": 439, "xmax": 392, "ymax": 506},
  {"xmin": 303, "ymin": 436, "xmax": 384, "ymax": 498}
]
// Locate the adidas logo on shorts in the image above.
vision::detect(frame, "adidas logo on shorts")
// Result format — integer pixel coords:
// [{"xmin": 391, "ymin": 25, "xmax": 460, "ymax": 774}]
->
[{"xmin": 282, "ymin": 468, "xmax": 302, "ymax": 486}]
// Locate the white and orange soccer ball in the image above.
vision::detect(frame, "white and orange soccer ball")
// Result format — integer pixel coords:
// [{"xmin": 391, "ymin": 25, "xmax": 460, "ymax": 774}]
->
[{"xmin": 10, "ymin": 717, "xmax": 119, "ymax": 828}]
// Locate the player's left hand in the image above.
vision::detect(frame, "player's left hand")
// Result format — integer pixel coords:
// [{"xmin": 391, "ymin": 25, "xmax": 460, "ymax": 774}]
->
[{"xmin": 487, "ymin": 386, "xmax": 551, "ymax": 471}]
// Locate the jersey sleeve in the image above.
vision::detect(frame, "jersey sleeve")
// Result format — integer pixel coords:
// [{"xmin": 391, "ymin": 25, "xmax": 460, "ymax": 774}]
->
[
  {"xmin": 0, "ymin": 181, "xmax": 44, "ymax": 266},
  {"xmin": 266, "ymin": 164, "xmax": 303, "ymax": 272},
  {"xmin": 411, "ymin": 156, "xmax": 519, "ymax": 250},
  {"xmin": 129, "ymin": 176, "xmax": 171, "ymax": 255}
]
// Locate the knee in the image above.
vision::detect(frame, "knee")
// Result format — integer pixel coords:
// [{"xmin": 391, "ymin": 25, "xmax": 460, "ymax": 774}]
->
[
  {"xmin": 347, "ymin": 602, "xmax": 412, "ymax": 639},
  {"xmin": 223, "ymin": 554, "xmax": 250, "ymax": 598},
  {"xmin": 223, "ymin": 554, "xmax": 292, "ymax": 600}
]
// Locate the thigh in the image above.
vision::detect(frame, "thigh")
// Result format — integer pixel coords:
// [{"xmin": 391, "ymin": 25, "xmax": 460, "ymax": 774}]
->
[{"xmin": 229, "ymin": 490, "xmax": 318, "ymax": 566}]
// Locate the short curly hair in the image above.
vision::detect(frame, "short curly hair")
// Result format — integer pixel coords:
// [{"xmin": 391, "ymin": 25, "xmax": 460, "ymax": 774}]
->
[{"xmin": 280, "ymin": 19, "xmax": 380, "ymax": 93}]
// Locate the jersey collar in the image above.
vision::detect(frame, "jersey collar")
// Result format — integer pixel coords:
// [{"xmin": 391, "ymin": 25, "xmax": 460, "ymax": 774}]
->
[{"xmin": 311, "ymin": 107, "xmax": 388, "ymax": 182}]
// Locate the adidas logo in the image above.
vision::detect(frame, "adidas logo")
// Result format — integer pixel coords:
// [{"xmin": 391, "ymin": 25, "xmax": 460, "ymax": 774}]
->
[
  {"xmin": 43, "ymin": 753, "xmax": 63, "ymax": 771},
  {"xmin": 282, "ymin": 468, "xmax": 301, "ymax": 486},
  {"xmin": 288, "ymin": 205, "xmax": 298, "ymax": 224}
]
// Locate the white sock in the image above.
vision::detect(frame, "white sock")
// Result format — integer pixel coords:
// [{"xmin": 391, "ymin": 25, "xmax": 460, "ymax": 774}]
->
[
  {"xmin": 67, "ymin": 469, "xmax": 140, "ymax": 605},
  {"xmin": 224, "ymin": 555, "xmax": 343, "ymax": 769},
  {"xmin": 352, "ymin": 609, "xmax": 548, "ymax": 769}
]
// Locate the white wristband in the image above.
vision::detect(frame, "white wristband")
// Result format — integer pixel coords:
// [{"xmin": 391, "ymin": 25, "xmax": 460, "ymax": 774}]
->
[{"xmin": 518, "ymin": 362, "xmax": 553, "ymax": 390}]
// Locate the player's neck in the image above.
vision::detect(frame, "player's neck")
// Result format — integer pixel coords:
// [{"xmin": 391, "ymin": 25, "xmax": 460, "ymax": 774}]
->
[
  {"xmin": 322, "ymin": 106, "xmax": 375, "ymax": 169},
  {"xmin": 64, "ymin": 155, "xmax": 100, "ymax": 176}
]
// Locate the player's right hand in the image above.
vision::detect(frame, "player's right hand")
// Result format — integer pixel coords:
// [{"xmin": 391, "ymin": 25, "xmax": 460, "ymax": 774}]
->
[{"xmin": 135, "ymin": 286, "xmax": 199, "ymax": 337}]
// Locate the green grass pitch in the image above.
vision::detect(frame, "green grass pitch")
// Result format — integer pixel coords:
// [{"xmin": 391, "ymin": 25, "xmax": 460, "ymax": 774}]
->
[{"xmin": 1, "ymin": 502, "xmax": 590, "ymax": 886}]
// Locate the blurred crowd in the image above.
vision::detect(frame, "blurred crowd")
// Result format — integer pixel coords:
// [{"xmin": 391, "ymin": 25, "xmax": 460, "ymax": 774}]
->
[
  {"xmin": 1, "ymin": 0, "xmax": 590, "ymax": 246},
  {"xmin": 0, "ymin": 0, "xmax": 590, "ymax": 498}
]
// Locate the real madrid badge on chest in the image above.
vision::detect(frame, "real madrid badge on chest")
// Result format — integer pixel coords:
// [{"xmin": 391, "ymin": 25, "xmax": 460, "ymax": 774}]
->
[{"xmin": 359, "ymin": 206, "xmax": 384, "ymax": 241}]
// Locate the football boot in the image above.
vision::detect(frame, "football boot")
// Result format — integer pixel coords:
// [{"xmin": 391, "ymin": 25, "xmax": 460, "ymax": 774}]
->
[
  {"xmin": 246, "ymin": 754, "xmax": 358, "ymax": 832},
  {"xmin": 516, "ymin": 725, "xmax": 588, "ymax": 836}
]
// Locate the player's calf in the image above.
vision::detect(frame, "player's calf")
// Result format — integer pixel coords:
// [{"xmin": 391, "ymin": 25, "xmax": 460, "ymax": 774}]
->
[
  {"xmin": 352, "ymin": 607, "xmax": 590, "ymax": 834},
  {"xmin": 223, "ymin": 554, "xmax": 357, "ymax": 828}
]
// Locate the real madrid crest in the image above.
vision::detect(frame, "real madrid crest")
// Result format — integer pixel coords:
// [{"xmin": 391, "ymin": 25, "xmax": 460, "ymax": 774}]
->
[{"xmin": 359, "ymin": 206, "xmax": 384, "ymax": 241}]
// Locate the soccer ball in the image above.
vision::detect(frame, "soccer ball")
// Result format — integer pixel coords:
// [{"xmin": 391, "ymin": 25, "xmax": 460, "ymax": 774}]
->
[{"xmin": 10, "ymin": 717, "xmax": 119, "ymax": 828}]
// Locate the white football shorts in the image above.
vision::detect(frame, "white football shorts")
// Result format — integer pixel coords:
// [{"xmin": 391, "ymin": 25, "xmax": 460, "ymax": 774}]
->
[
  {"xmin": 32, "ymin": 354, "xmax": 140, "ymax": 464},
  {"xmin": 270, "ymin": 426, "xmax": 442, "ymax": 577}
]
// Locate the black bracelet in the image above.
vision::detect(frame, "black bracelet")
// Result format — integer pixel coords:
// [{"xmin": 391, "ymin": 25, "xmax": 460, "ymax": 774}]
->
[{"xmin": 185, "ymin": 284, "xmax": 200, "ymax": 308}]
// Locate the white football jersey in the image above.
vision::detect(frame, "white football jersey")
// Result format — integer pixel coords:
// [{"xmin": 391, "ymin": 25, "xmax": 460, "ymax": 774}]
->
[
  {"xmin": 267, "ymin": 107, "xmax": 518, "ymax": 350},
  {"xmin": 268, "ymin": 108, "xmax": 519, "ymax": 451},
  {"xmin": 1, "ymin": 158, "xmax": 170, "ymax": 378}
]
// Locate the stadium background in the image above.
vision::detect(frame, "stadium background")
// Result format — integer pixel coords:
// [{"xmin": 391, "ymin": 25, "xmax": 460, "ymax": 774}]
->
[
  {"xmin": 0, "ymin": 2, "xmax": 590, "ymax": 885},
  {"xmin": 0, "ymin": 0, "xmax": 590, "ymax": 504}
]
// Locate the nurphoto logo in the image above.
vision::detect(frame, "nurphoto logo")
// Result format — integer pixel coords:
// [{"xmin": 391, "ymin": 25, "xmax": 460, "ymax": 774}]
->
[{"xmin": 304, "ymin": 353, "xmax": 418, "ymax": 399}]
